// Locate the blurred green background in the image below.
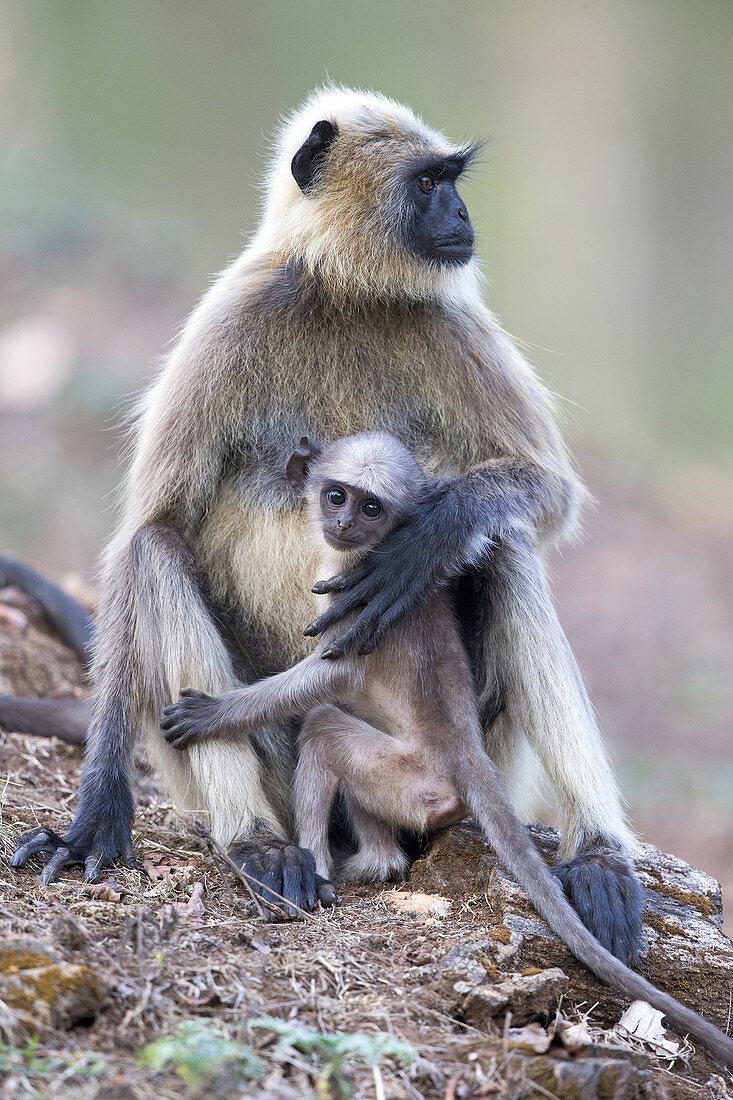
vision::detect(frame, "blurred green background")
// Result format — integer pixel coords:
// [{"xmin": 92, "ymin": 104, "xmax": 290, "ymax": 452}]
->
[{"xmin": 1, "ymin": 2, "xmax": 731, "ymax": 917}]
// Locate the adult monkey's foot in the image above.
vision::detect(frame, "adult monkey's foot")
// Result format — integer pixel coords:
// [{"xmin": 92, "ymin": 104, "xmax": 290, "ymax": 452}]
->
[
  {"xmin": 229, "ymin": 831, "xmax": 337, "ymax": 920},
  {"xmin": 11, "ymin": 822, "xmax": 137, "ymax": 884},
  {"xmin": 552, "ymin": 844, "xmax": 644, "ymax": 965}
]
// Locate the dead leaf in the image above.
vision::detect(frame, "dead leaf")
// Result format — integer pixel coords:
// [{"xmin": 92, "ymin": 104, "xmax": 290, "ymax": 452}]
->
[
  {"xmin": 506, "ymin": 1022, "xmax": 552, "ymax": 1053},
  {"xmin": 84, "ymin": 879, "xmax": 122, "ymax": 903},
  {"xmin": 251, "ymin": 932, "xmax": 272, "ymax": 955},
  {"xmin": 557, "ymin": 1019, "xmax": 593, "ymax": 1051},
  {"xmin": 615, "ymin": 1000, "xmax": 681, "ymax": 1059},
  {"xmin": 382, "ymin": 890, "xmax": 452, "ymax": 918},
  {"xmin": 143, "ymin": 856, "xmax": 175, "ymax": 882},
  {"xmin": 175, "ymin": 881, "xmax": 205, "ymax": 923}
]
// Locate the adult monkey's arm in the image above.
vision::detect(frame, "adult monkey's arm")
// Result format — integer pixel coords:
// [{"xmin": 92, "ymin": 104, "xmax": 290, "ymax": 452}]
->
[
  {"xmin": 305, "ymin": 457, "xmax": 578, "ymax": 657},
  {"xmin": 11, "ymin": 271, "xmax": 309, "ymax": 903}
]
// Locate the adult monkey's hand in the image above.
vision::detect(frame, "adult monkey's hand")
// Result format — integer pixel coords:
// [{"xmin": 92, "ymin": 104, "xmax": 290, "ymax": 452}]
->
[
  {"xmin": 304, "ymin": 459, "xmax": 570, "ymax": 659},
  {"xmin": 304, "ymin": 477, "xmax": 495, "ymax": 658}
]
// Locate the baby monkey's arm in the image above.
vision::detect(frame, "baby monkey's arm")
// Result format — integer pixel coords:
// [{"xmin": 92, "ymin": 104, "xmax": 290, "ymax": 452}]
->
[{"xmin": 160, "ymin": 647, "xmax": 361, "ymax": 750}]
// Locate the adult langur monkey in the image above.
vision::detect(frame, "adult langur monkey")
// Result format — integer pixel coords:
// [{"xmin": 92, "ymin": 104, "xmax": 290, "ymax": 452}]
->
[{"xmin": 13, "ymin": 87, "xmax": 642, "ymax": 958}]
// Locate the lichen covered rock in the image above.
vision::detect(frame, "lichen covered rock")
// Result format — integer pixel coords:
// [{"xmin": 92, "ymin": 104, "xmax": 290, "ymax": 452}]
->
[
  {"xmin": 0, "ymin": 935, "xmax": 107, "ymax": 1032},
  {"xmin": 410, "ymin": 823, "xmax": 733, "ymax": 1057}
]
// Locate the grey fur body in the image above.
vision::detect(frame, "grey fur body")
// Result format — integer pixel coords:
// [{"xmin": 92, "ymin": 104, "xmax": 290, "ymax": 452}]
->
[{"xmin": 15, "ymin": 87, "xmax": 639, "ymax": 948}]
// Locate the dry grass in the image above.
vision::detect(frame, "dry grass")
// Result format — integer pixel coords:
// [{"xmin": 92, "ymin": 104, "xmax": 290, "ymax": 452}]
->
[
  {"xmin": 1, "ymin": 732, "xmax": 727, "ymax": 1099},
  {"xmin": 0, "ymin": 733, "xmax": 531, "ymax": 1098}
]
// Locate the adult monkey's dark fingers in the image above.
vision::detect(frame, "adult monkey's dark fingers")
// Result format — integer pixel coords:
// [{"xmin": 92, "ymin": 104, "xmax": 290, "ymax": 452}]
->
[
  {"xmin": 357, "ymin": 591, "xmax": 416, "ymax": 655},
  {"xmin": 304, "ymin": 575, "xmax": 377, "ymax": 636},
  {"xmin": 325, "ymin": 559, "xmax": 443, "ymax": 657},
  {"xmin": 230, "ymin": 836, "xmax": 322, "ymax": 921},
  {"xmin": 552, "ymin": 850, "xmax": 643, "ymax": 966},
  {"xmin": 311, "ymin": 562, "xmax": 371, "ymax": 595},
  {"xmin": 344, "ymin": 591, "xmax": 414, "ymax": 657},
  {"xmin": 281, "ymin": 854, "xmax": 317, "ymax": 916},
  {"xmin": 321, "ymin": 594, "xmax": 395, "ymax": 659},
  {"xmin": 315, "ymin": 875, "xmax": 338, "ymax": 907}
]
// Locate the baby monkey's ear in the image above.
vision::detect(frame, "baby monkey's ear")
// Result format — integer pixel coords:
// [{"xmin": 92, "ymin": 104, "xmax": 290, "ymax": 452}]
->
[{"xmin": 286, "ymin": 436, "xmax": 323, "ymax": 493}]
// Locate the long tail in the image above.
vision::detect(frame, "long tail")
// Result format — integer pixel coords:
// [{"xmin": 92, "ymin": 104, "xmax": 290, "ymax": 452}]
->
[
  {"xmin": 0, "ymin": 696, "xmax": 89, "ymax": 745},
  {"xmin": 0, "ymin": 555, "xmax": 93, "ymax": 744},
  {"xmin": 0, "ymin": 554, "xmax": 94, "ymax": 667},
  {"xmin": 461, "ymin": 759, "xmax": 733, "ymax": 1069}
]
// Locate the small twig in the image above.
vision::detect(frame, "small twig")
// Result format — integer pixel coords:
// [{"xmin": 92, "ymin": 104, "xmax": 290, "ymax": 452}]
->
[
  {"xmin": 136, "ymin": 905, "xmax": 145, "ymax": 955},
  {"xmin": 373, "ymin": 1063, "xmax": 386, "ymax": 1100},
  {"xmin": 171, "ymin": 808, "xmax": 317, "ymax": 923}
]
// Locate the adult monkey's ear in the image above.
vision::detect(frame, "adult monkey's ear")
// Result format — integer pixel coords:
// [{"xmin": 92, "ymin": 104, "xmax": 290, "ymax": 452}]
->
[
  {"xmin": 286, "ymin": 436, "xmax": 323, "ymax": 493},
  {"xmin": 291, "ymin": 120, "xmax": 338, "ymax": 193}
]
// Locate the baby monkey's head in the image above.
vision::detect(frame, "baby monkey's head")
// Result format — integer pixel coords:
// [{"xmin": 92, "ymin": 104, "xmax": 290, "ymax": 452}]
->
[{"xmin": 286, "ymin": 432, "xmax": 428, "ymax": 557}]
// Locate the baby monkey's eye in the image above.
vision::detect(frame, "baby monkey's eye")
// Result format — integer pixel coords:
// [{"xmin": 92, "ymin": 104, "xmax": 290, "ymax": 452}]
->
[
  {"xmin": 417, "ymin": 174, "xmax": 435, "ymax": 194},
  {"xmin": 361, "ymin": 500, "xmax": 382, "ymax": 518},
  {"xmin": 327, "ymin": 488, "xmax": 346, "ymax": 506}
]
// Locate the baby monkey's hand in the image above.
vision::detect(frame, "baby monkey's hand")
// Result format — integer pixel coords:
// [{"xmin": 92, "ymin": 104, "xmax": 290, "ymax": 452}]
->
[{"xmin": 161, "ymin": 688, "xmax": 221, "ymax": 749}]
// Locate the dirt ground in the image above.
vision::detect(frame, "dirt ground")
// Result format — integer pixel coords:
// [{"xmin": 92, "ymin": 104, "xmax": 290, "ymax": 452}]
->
[{"xmin": 2, "ymin": 730, "xmax": 733, "ymax": 1100}]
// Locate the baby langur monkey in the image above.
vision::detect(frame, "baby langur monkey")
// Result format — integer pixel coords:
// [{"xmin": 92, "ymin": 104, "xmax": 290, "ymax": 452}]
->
[
  {"xmin": 162, "ymin": 432, "xmax": 469, "ymax": 883},
  {"xmin": 160, "ymin": 433, "xmax": 733, "ymax": 1067}
]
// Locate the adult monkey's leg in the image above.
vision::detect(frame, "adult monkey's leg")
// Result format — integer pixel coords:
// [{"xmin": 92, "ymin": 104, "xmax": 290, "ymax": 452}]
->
[
  {"xmin": 474, "ymin": 533, "xmax": 643, "ymax": 965},
  {"xmin": 12, "ymin": 524, "xmax": 324, "ymax": 913}
]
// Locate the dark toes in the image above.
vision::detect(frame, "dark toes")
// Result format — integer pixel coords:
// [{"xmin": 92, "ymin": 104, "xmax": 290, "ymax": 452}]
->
[
  {"xmin": 230, "ymin": 837, "xmax": 320, "ymax": 919},
  {"xmin": 281, "ymin": 852, "xmax": 316, "ymax": 915},
  {"xmin": 11, "ymin": 826, "xmax": 69, "ymax": 870},
  {"xmin": 322, "ymin": 646, "xmax": 343, "ymax": 661},
  {"xmin": 12, "ymin": 822, "xmax": 134, "ymax": 885},
  {"xmin": 122, "ymin": 839, "xmax": 137, "ymax": 868},
  {"xmin": 316, "ymin": 876, "xmax": 338, "ymax": 908},
  {"xmin": 40, "ymin": 847, "xmax": 75, "ymax": 885},
  {"xmin": 11, "ymin": 827, "xmax": 56, "ymax": 868},
  {"xmin": 84, "ymin": 849, "xmax": 108, "ymax": 883},
  {"xmin": 553, "ymin": 852, "xmax": 643, "ymax": 965}
]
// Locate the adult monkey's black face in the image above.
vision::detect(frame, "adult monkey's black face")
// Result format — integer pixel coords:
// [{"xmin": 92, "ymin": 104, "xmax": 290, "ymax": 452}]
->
[
  {"xmin": 291, "ymin": 118, "xmax": 476, "ymax": 268},
  {"xmin": 403, "ymin": 157, "xmax": 475, "ymax": 266}
]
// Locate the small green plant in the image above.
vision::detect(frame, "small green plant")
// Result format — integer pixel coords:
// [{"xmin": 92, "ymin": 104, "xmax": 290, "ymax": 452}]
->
[
  {"xmin": 253, "ymin": 1016, "xmax": 416, "ymax": 1099},
  {"xmin": 0, "ymin": 1038, "xmax": 107, "ymax": 1079},
  {"xmin": 138, "ymin": 1020, "xmax": 263, "ymax": 1087}
]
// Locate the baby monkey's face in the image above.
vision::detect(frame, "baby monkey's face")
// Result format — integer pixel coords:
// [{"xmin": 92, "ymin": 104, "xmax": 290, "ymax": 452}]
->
[{"xmin": 319, "ymin": 482, "xmax": 393, "ymax": 552}]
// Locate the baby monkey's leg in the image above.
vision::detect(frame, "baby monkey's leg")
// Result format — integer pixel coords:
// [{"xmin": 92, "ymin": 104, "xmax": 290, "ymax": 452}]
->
[
  {"xmin": 340, "ymin": 793, "xmax": 409, "ymax": 883},
  {"xmin": 295, "ymin": 703, "xmax": 461, "ymax": 883},
  {"xmin": 294, "ymin": 706, "xmax": 341, "ymax": 879}
]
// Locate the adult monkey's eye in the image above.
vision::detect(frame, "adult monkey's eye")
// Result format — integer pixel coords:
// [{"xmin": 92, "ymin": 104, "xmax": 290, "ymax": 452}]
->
[
  {"xmin": 362, "ymin": 500, "xmax": 382, "ymax": 518},
  {"xmin": 417, "ymin": 175, "xmax": 434, "ymax": 194},
  {"xmin": 327, "ymin": 488, "xmax": 346, "ymax": 506}
]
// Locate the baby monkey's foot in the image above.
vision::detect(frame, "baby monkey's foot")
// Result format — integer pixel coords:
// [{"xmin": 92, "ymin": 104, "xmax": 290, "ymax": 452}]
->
[
  {"xmin": 160, "ymin": 688, "xmax": 221, "ymax": 749},
  {"xmin": 340, "ymin": 843, "xmax": 410, "ymax": 883}
]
